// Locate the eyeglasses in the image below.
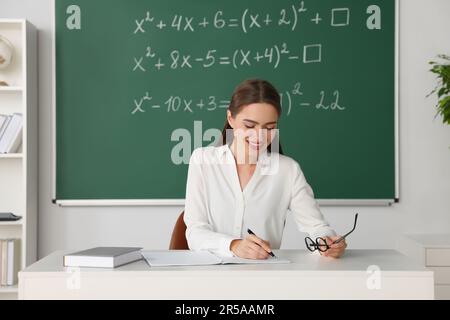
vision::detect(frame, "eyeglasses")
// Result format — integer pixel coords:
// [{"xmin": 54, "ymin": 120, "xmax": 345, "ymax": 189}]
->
[{"xmin": 305, "ymin": 213, "xmax": 358, "ymax": 253}]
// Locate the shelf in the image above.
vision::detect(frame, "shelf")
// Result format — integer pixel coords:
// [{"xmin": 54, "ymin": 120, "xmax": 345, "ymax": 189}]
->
[
  {"xmin": 0, "ymin": 19, "xmax": 24, "ymax": 24},
  {"xmin": 0, "ymin": 154, "xmax": 23, "ymax": 159},
  {"xmin": 0, "ymin": 18, "xmax": 38, "ymax": 283},
  {"xmin": 0, "ymin": 220, "xmax": 23, "ymax": 226},
  {"xmin": 0, "ymin": 87, "xmax": 23, "ymax": 92},
  {"xmin": 0, "ymin": 285, "xmax": 18, "ymax": 293}
]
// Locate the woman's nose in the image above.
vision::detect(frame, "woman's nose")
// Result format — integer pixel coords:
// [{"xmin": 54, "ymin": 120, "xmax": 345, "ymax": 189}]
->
[{"xmin": 256, "ymin": 128, "xmax": 268, "ymax": 141}]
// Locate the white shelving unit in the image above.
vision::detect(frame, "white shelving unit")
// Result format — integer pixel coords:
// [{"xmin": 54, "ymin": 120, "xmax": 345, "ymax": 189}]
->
[
  {"xmin": 0, "ymin": 19, "xmax": 37, "ymax": 299},
  {"xmin": 399, "ymin": 234, "xmax": 450, "ymax": 300}
]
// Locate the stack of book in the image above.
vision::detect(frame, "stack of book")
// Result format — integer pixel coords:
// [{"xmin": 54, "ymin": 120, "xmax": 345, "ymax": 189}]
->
[
  {"xmin": 63, "ymin": 247, "xmax": 143, "ymax": 268},
  {"xmin": 0, "ymin": 239, "xmax": 20, "ymax": 286},
  {"xmin": 0, "ymin": 113, "xmax": 23, "ymax": 154}
]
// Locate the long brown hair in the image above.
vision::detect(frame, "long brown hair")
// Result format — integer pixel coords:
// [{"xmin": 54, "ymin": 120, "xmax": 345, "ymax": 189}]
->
[{"xmin": 221, "ymin": 79, "xmax": 283, "ymax": 154}]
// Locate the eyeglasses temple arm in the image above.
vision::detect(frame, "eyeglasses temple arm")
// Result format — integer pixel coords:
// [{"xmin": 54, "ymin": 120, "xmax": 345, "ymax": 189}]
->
[{"xmin": 332, "ymin": 213, "xmax": 358, "ymax": 244}]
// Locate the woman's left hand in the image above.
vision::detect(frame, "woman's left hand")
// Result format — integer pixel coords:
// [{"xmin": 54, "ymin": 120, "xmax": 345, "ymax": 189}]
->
[{"xmin": 320, "ymin": 236, "xmax": 347, "ymax": 259}]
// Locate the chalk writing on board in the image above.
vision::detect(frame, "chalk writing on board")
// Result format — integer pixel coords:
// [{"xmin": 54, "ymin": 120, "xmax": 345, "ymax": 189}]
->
[
  {"xmin": 132, "ymin": 2, "xmax": 352, "ymax": 34},
  {"xmin": 132, "ymin": 42, "xmax": 323, "ymax": 72},
  {"xmin": 331, "ymin": 8, "xmax": 351, "ymax": 27},
  {"xmin": 132, "ymin": 82, "xmax": 345, "ymax": 116},
  {"xmin": 126, "ymin": 1, "xmax": 378, "ymax": 115}
]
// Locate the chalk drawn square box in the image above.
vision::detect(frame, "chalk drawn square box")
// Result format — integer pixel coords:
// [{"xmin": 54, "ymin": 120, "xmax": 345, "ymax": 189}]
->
[
  {"xmin": 331, "ymin": 8, "xmax": 350, "ymax": 27},
  {"xmin": 303, "ymin": 44, "xmax": 322, "ymax": 64}
]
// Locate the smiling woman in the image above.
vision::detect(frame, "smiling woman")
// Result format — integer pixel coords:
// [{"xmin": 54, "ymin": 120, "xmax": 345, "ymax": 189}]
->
[
  {"xmin": 221, "ymin": 79, "xmax": 283, "ymax": 155},
  {"xmin": 183, "ymin": 79, "xmax": 347, "ymax": 260}
]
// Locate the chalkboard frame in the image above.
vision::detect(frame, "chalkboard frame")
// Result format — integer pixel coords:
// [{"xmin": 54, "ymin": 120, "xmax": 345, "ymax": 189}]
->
[{"xmin": 51, "ymin": 0, "xmax": 400, "ymax": 207}]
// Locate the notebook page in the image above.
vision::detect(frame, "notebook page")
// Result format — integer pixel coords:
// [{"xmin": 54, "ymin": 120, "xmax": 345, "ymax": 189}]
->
[
  {"xmin": 141, "ymin": 250, "xmax": 222, "ymax": 267},
  {"xmin": 217, "ymin": 255, "xmax": 291, "ymax": 265}
]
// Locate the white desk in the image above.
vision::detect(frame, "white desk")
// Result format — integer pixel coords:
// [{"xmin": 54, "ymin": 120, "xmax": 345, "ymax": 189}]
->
[{"xmin": 18, "ymin": 250, "xmax": 434, "ymax": 300}]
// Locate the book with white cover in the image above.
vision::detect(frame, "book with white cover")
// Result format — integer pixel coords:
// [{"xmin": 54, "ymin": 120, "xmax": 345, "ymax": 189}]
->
[
  {"xmin": 141, "ymin": 250, "xmax": 291, "ymax": 267},
  {"xmin": 0, "ymin": 113, "xmax": 22, "ymax": 153},
  {"xmin": 5, "ymin": 122, "xmax": 22, "ymax": 153},
  {"xmin": 0, "ymin": 114, "xmax": 8, "ymax": 133},
  {"xmin": 0, "ymin": 115, "xmax": 11, "ymax": 141},
  {"xmin": 6, "ymin": 239, "xmax": 20, "ymax": 286},
  {"xmin": 0, "ymin": 240, "xmax": 7, "ymax": 286},
  {"xmin": 63, "ymin": 247, "xmax": 143, "ymax": 268}
]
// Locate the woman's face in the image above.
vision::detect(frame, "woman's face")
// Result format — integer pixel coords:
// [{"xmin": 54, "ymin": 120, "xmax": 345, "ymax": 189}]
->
[{"xmin": 227, "ymin": 103, "xmax": 279, "ymax": 154}]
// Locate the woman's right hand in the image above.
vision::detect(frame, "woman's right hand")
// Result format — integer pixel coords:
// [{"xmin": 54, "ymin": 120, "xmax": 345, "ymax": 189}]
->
[{"xmin": 230, "ymin": 235, "xmax": 273, "ymax": 259}]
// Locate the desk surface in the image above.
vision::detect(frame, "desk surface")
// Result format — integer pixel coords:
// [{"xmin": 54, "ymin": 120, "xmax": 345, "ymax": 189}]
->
[
  {"xmin": 23, "ymin": 249, "xmax": 429, "ymax": 274},
  {"xmin": 19, "ymin": 250, "xmax": 434, "ymax": 299}
]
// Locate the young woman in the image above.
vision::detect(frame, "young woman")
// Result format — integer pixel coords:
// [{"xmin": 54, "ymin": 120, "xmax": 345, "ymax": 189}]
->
[{"xmin": 184, "ymin": 79, "xmax": 346, "ymax": 259}]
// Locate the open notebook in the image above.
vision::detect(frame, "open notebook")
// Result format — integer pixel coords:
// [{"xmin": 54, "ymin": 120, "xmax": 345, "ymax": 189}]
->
[{"xmin": 141, "ymin": 250, "xmax": 290, "ymax": 267}]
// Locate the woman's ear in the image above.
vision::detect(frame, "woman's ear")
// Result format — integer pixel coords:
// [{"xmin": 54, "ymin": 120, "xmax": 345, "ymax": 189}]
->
[{"xmin": 227, "ymin": 110, "xmax": 234, "ymax": 129}]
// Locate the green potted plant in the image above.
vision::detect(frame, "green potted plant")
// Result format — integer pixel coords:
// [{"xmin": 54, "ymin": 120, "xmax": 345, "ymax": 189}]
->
[{"xmin": 428, "ymin": 54, "xmax": 450, "ymax": 124}]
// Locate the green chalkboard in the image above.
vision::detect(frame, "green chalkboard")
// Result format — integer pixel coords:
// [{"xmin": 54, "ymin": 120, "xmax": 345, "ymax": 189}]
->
[{"xmin": 55, "ymin": 0, "xmax": 397, "ymax": 202}]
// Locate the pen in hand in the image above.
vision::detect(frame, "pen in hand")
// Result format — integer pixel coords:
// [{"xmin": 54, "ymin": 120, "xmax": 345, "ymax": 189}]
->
[{"xmin": 247, "ymin": 228, "xmax": 276, "ymax": 258}]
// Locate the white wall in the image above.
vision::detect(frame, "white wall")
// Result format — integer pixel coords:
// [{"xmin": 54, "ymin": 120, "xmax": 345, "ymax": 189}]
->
[{"xmin": 1, "ymin": 0, "xmax": 449, "ymax": 259}]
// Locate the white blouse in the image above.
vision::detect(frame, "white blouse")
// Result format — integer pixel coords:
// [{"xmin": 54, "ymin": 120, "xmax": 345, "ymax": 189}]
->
[{"xmin": 184, "ymin": 144, "xmax": 336, "ymax": 257}]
